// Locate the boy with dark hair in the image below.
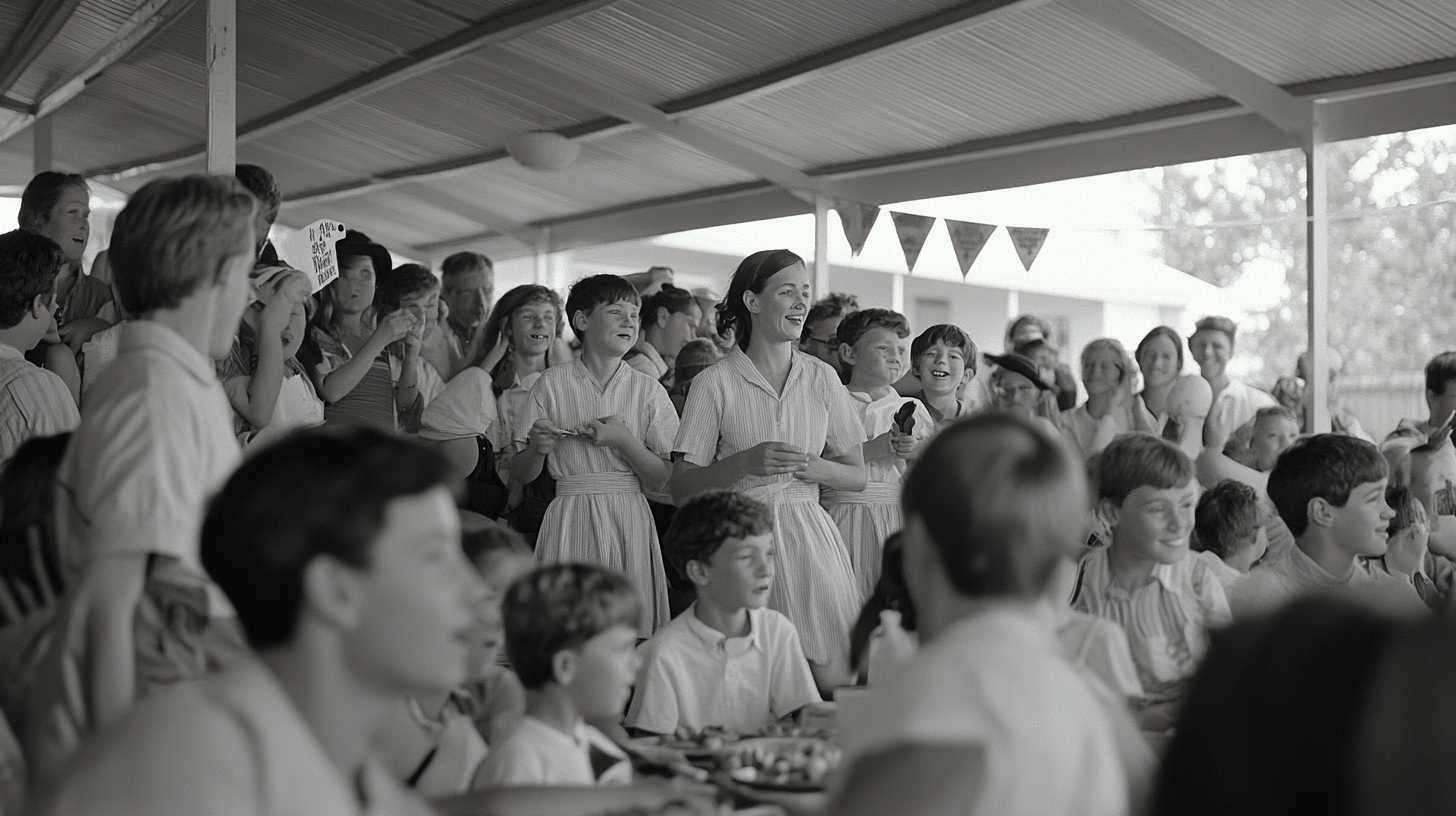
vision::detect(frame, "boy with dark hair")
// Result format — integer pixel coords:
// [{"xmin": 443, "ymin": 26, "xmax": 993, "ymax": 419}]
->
[
  {"xmin": 0, "ymin": 230, "xmax": 78, "ymax": 461},
  {"xmin": 626, "ymin": 491, "xmax": 818, "ymax": 735},
  {"xmin": 1072, "ymin": 433, "xmax": 1230, "ymax": 732},
  {"xmin": 835, "ymin": 414, "xmax": 1142, "ymax": 815},
  {"xmin": 475, "ymin": 563, "xmax": 641, "ymax": 787},
  {"xmin": 513, "ymin": 274, "xmax": 678, "ymax": 636},
  {"xmin": 1227, "ymin": 434, "xmax": 1424, "ymax": 621},
  {"xmin": 906, "ymin": 323, "xmax": 977, "ymax": 426},
  {"xmin": 34, "ymin": 427, "xmax": 473, "ymax": 815},
  {"xmin": 30, "ymin": 175, "xmax": 258, "ymax": 780},
  {"xmin": 233, "ymin": 164, "xmax": 281, "ymax": 264},
  {"xmin": 823, "ymin": 308, "xmax": 932, "ymax": 595},
  {"xmin": 1192, "ymin": 479, "xmax": 1268, "ymax": 587},
  {"xmin": 1382, "ymin": 351, "xmax": 1456, "ymax": 559}
]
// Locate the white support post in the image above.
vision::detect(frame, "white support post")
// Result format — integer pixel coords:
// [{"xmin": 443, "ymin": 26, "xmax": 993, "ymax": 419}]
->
[
  {"xmin": 533, "ymin": 228, "xmax": 550, "ymax": 286},
  {"xmin": 1007, "ymin": 290, "xmax": 1020, "ymax": 324},
  {"xmin": 890, "ymin": 271, "xmax": 904, "ymax": 315},
  {"xmin": 32, "ymin": 115, "xmax": 51, "ymax": 174},
  {"xmin": 813, "ymin": 195, "xmax": 830, "ymax": 299},
  {"xmin": 1305, "ymin": 106, "xmax": 1331, "ymax": 434},
  {"xmin": 205, "ymin": 0, "xmax": 235, "ymax": 175}
]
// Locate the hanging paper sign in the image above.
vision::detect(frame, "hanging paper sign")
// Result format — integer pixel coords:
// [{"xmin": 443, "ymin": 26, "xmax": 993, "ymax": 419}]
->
[
  {"xmin": 279, "ymin": 219, "xmax": 347, "ymax": 293},
  {"xmin": 889, "ymin": 211, "xmax": 936, "ymax": 274},
  {"xmin": 1005, "ymin": 226, "xmax": 1050, "ymax": 271},
  {"xmin": 834, "ymin": 199, "xmax": 880, "ymax": 256},
  {"xmin": 943, "ymin": 220, "xmax": 997, "ymax": 278}
]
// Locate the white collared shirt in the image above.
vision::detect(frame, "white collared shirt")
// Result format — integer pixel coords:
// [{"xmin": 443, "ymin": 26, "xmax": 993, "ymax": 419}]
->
[
  {"xmin": 474, "ymin": 715, "xmax": 631, "ymax": 788},
  {"xmin": 625, "ymin": 603, "xmax": 819, "ymax": 735},
  {"xmin": 1209, "ymin": 378, "xmax": 1277, "ymax": 437}
]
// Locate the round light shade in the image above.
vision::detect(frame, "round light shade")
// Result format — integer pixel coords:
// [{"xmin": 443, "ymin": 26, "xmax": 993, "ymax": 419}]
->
[{"xmin": 506, "ymin": 131, "xmax": 580, "ymax": 171}]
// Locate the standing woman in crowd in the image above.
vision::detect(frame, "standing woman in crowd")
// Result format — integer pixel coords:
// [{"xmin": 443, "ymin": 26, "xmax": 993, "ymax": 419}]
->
[
  {"xmin": 1189, "ymin": 315, "xmax": 1276, "ymax": 436},
  {"xmin": 301, "ymin": 231, "xmax": 421, "ymax": 432},
  {"xmin": 672, "ymin": 249, "xmax": 866, "ymax": 692},
  {"xmin": 1136, "ymin": 325, "xmax": 1185, "ymax": 431}
]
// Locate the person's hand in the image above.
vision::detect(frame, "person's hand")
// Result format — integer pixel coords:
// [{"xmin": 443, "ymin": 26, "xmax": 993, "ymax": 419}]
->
[
  {"xmin": 580, "ymin": 415, "xmax": 633, "ymax": 449},
  {"xmin": 890, "ymin": 428, "xmax": 916, "ymax": 459},
  {"xmin": 1386, "ymin": 516, "xmax": 1430, "ymax": 579},
  {"xmin": 403, "ymin": 309, "xmax": 426, "ymax": 358},
  {"xmin": 373, "ymin": 309, "xmax": 416, "ymax": 346},
  {"xmin": 741, "ymin": 441, "xmax": 808, "ymax": 477},
  {"xmin": 1414, "ymin": 412, "xmax": 1455, "ymax": 455},
  {"xmin": 526, "ymin": 419, "xmax": 567, "ymax": 455},
  {"xmin": 793, "ymin": 452, "xmax": 834, "ymax": 484},
  {"xmin": 58, "ymin": 316, "xmax": 109, "ymax": 352}
]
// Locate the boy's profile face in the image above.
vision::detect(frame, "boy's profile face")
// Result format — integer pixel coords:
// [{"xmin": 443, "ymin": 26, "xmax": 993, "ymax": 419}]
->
[
  {"xmin": 341, "ymin": 487, "xmax": 479, "ymax": 694},
  {"xmin": 574, "ymin": 298, "xmax": 639, "ymax": 357},
  {"xmin": 1249, "ymin": 416, "xmax": 1300, "ymax": 472},
  {"xmin": 914, "ymin": 341, "xmax": 971, "ymax": 397},
  {"xmin": 1107, "ymin": 481, "xmax": 1198, "ymax": 566},
  {"xmin": 561, "ymin": 624, "xmax": 640, "ymax": 718},
  {"xmin": 691, "ymin": 531, "xmax": 775, "ymax": 611},
  {"xmin": 842, "ymin": 327, "xmax": 907, "ymax": 387},
  {"xmin": 1325, "ymin": 479, "xmax": 1394, "ymax": 558}
]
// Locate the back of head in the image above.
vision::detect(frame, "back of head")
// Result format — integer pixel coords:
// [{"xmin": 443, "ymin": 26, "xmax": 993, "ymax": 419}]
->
[
  {"xmin": 109, "ymin": 175, "xmax": 256, "ymax": 316},
  {"xmin": 1425, "ymin": 351, "xmax": 1456, "ymax": 396},
  {"xmin": 672, "ymin": 338, "xmax": 719, "ymax": 387},
  {"xmin": 0, "ymin": 230, "xmax": 63, "ymax": 329},
  {"xmin": 18, "ymin": 171, "xmax": 87, "ymax": 234},
  {"xmin": 564, "ymin": 274, "xmax": 639, "ymax": 340},
  {"xmin": 1152, "ymin": 598, "xmax": 1396, "ymax": 816},
  {"xmin": 233, "ymin": 164, "xmax": 280, "ymax": 221},
  {"xmin": 1097, "ymin": 433, "xmax": 1194, "ymax": 506},
  {"xmin": 805, "ymin": 292, "xmax": 859, "ymax": 327},
  {"xmin": 717, "ymin": 249, "xmax": 804, "ymax": 350},
  {"xmin": 502, "ymin": 563, "xmax": 642, "ymax": 689},
  {"xmin": 903, "ymin": 414, "xmax": 1088, "ymax": 598},
  {"xmin": 0, "ymin": 432, "xmax": 71, "ymax": 602},
  {"xmin": 200, "ymin": 426, "xmax": 448, "ymax": 650},
  {"xmin": 441, "ymin": 251, "xmax": 492, "ymax": 279},
  {"xmin": 374, "ymin": 262, "xmax": 438, "ymax": 315},
  {"xmin": 1193, "ymin": 480, "xmax": 1260, "ymax": 558},
  {"xmin": 1004, "ymin": 313, "xmax": 1052, "ymax": 349},
  {"xmin": 640, "ymin": 284, "xmax": 697, "ymax": 329},
  {"xmin": 1266, "ymin": 434, "xmax": 1386, "ymax": 537},
  {"xmin": 661, "ymin": 490, "xmax": 773, "ymax": 581},
  {"xmin": 835, "ymin": 308, "xmax": 909, "ymax": 349},
  {"xmin": 459, "ymin": 517, "xmax": 530, "ymax": 569}
]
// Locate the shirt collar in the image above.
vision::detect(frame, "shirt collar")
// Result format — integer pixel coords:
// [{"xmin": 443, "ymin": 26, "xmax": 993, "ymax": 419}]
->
[
  {"xmin": 570, "ymin": 357, "xmax": 629, "ymax": 391},
  {"xmin": 119, "ymin": 320, "xmax": 219, "ymax": 387},
  {"xmin": 681, "ymin": 602, "xmax": 761, "ymax": 657},
  {"xmin": 724, "ymin": 346, "xmax": 807, "ymax": 397},
  {"xmin": 0, "ymin": 341, "xmax": 24, "ymax": 361},
  {"xmin": 1284, "ymin": 542, "xmax": 1355, "ymax": 588}
]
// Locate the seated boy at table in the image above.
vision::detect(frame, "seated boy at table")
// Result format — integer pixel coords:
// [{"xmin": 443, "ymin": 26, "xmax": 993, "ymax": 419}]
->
[
  {"xmin": 626, "ymin": 491, "xmax": 819, "ymax": 735},
  {"xmin": 832, "ymin": 414, "xmax": 1144, "ymax": 816},
  {"xmin": 1071, "ymin": 433, "xmax": 1231, "ymax": 735},
  {"xmin": 31, "ymin": 427, "xmax": 474, "ymax": 816},
  {"xmin": 1226, "ymin": 434, "xmax": 1427, "ymax": 621},
  {"xmin": 1191, "ymin": 479, "xmax": 1269, "ymax": 588},
  {"xmin": 473, "ymin": 564, "xmax": 641, "ymax": 788}
]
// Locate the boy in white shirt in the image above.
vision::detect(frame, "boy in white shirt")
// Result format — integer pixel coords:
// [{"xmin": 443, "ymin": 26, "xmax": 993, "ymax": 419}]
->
[
  {"xmin": 474, "ymin": 564, "xmax": 641, "ymax": 788},
  {"xmin": 627, "ymin": 491, "xmax": 819, "ymax": 735}
]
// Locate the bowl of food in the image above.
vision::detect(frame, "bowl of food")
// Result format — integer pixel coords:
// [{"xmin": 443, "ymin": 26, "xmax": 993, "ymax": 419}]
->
[
  {"xmin": 716, "ymin": 737, "xmax": 841, "ymax": 792},
  {"xmin": 629, "ymin": 725, "xmax": 741, "ymax": 760}
]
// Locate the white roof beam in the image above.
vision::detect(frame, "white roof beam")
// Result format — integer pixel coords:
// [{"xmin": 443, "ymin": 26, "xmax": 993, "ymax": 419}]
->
[{"xmin": 1065, "ymin": 0, "xmax": 1312, "ymax": 147}]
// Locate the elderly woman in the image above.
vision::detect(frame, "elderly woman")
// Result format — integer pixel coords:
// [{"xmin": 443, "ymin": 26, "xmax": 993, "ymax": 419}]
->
[{"xmin": 1188, "ymin": 315, "xmax": 1276, "ymax": 437}]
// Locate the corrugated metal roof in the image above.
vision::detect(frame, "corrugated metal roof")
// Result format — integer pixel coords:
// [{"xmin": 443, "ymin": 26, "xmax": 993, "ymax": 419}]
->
[{"xmin": 6, "ymin": 0, "xmax": 152, "ymax": 103}]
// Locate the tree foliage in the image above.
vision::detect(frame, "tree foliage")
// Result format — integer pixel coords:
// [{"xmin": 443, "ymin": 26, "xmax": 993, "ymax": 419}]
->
[{"xmin": 1145, "ymin": 129, "xmax": 1456, "ymax": 382}]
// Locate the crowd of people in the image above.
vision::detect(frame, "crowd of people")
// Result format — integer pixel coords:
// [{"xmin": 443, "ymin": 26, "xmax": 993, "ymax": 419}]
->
[{"xmin": 0, "ymin": 164, "xmax": 1451, "ymax": 816}]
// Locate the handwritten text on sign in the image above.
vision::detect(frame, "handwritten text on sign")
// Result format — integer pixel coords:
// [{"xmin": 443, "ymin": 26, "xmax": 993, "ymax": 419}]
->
[{"xmin": 279, "ymin": 219, "xmax": 346, "ymax": 293}]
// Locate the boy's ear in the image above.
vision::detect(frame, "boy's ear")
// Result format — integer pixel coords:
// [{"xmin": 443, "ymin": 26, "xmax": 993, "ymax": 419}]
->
[
  {"xmin": 571, "ymin": 309, "xmax": 589, "ymax": 335},
  {"xmin": 28, "ymin": 292, "xmax": 49, "ymax": 320},
  {"xmin": 1307, "ymin": 496, "xmax": 1335, "ymax": 529},
  {"xmin": 656, "ymin": 306, "xmax": 671, "ymax": 329},
  {"xmin": 1097, "ymin": 498, "xmax": 1121, "ymax": 528},
  {"xmin": 838, "ymin": 342, "xmax": 856, "ymax": 367},
  {"xmin": 552, "ymin": 648, "xmax": 578, "ymax": 686},
  {"xmin": 685, "ymin": 559, "xmax": 711, "ymax": 587},
  {"xmin": 301, "ymin": 556, "xmax": 364, "ymax": 632}
]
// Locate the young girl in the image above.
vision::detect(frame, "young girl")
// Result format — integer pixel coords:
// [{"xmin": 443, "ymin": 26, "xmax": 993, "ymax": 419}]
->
[
  {"xmin": 1134, "ymin": 326, "xmax": 1184, "ymax": 431},
  {"xmin": 217, "ymin": 266, "xmax": 323, "ymax": 449},
  {"xmin": 1060, "ymin": 338, "xmax": 1150, "ymax": 461},
  {"xmin": 302, "ymin": 232, "xmax": 430, "ymax": 433},
  {"xmin": 512, "ymin": 275, "xmax": 677, "ymax": 636},
  {"xmin": 672, "ymin": 249, "xmax": 866, "ymax": 691}
]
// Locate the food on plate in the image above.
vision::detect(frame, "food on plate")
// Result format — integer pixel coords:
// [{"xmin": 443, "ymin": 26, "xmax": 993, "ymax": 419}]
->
[
  {"xmin": 718, "ymin": 738, "xmax": 841, "ymax": 790},
  {"xmin": 657, "ymin": 724, "xmax": 741, "ymax": 752}
]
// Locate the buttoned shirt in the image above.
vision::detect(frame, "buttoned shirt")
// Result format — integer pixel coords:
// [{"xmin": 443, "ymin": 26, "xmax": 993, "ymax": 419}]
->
[
  {"xmin": 34, "ymin": 657, "xmax": 432, "ymax": 816},
  {"xmin": 474, "ymin": 715, "xmax": 632, "ymax": 788},
  {"xmin": 55, "ymin": 321, "xmax": 240, "ymax": 579},
  {"xmin": 0, "ymin": 341, "xmax": 78, "ymax": 462},
  {"xmin": 626, "ymin": 604, "xmax": 819, "ymax": 735}
]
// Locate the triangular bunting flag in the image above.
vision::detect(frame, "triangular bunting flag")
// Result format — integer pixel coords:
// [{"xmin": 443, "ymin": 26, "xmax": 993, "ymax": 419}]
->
[
  {"xmin": 834, "ymin": 199, "xmax": 880, "ymax": 256},
  {"xmin": 1005, "ymin": 226, "xmax": 1050, "ymax": 271},
  {"xmin": 943, "ymin": 220, "xmax": 997, "ymax": 278},
  {"xmin": 889, "ymin": 211, "xmax": 936, "ymax": 274}
]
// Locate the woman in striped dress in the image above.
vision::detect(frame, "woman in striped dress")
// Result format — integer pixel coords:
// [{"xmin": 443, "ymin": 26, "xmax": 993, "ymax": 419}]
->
[
  {"xmin": 511, "ymin": 275, "xmax": 677, "ymax": 636},
  {"xmin": 672, "ymin": 250, "xmax": 867, "ymax": 692}
]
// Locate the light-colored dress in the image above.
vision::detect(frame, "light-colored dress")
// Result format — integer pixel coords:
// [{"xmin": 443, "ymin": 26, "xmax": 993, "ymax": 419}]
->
[
  {"xmin": 516, "ymin": 360, "xmax": 677, "ymax": 636},
  {"xmin": 822, "ymin": 390, "xmax": 933, "ymax": 597},
  {"xmin": 675, "ymin": 348, "xmax": 866, "ymax": 665}
]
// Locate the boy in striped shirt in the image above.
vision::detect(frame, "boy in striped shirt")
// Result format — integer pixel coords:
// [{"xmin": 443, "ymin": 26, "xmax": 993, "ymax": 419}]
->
[{"xmin": 0, "ymin": 230, "xmax": 79, "ymax": 462}]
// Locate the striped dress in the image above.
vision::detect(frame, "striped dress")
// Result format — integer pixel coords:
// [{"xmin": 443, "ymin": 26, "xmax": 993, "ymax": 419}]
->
[
  {"xmin": 675, "ymin": 347, "xmax": 866, "ymax": 666},
  {"xmin": 821, "ymin": 390, "xmax": 933, "ymax": 597},
  {"xmin": 516, "ymin": 360, "xmax": 677, "ymax": 636}
]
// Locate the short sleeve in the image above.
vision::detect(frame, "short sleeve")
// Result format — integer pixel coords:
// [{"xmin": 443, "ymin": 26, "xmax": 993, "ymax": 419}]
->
[
  {"xmin": 1198, "ymin": 560, "xmax": 1233, "ymax": 629},
  {"xmin": 823, "ymin": 376, "xmax": 868, "ymax": 458},
  {"xmin": 473, "ymin": 738, "xmax": 550, "ymax": 789},
  {"xmin": 420, "ymin": 368, "xmax": 496, "ymax": 442},
  {"xmin": 767, "ymin": 616, "xmax": 821, "ymax": 720},
  {"xmin": 673, "ymin": 370, "xmax": 723, "ymax": 466},
  {"xmin": 624, "ymin": 646, "xmax": 680, "ymax": 735},
  {"xmin": 642, "ymin": 381, "xmax": 680, "ymax": 458}
]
